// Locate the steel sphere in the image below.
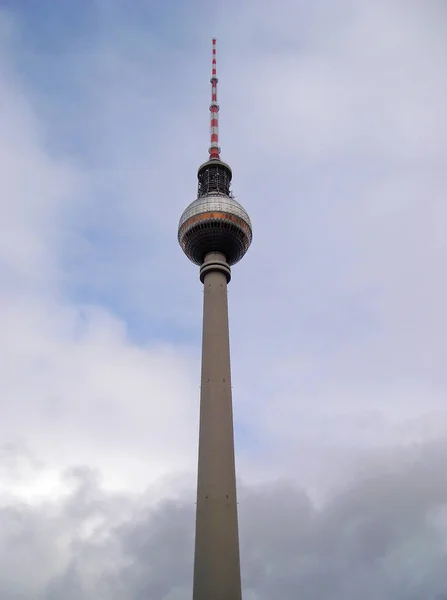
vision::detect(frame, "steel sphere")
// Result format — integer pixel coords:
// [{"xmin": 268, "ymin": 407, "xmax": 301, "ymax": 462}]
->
[{"xmin": 178, "ymin": 194, "xmax": 252, "ymax": 266}]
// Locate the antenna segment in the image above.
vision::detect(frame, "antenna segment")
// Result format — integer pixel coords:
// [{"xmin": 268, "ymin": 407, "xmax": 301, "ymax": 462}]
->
[{"xmin": 209, "ymin": 38, "xmax": 220, "ymax": 160}]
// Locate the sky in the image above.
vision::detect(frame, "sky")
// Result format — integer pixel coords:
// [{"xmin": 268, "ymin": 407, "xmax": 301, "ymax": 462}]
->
[{"xmin": 0, "ymin": 0, "xmax": 446, "ymax": 597}]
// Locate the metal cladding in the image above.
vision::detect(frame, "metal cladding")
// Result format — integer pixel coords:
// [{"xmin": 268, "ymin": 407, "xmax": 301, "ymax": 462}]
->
[
  {"xmin": 178, "ymin": 194, "xmax": 252, "ymax": 266},
  {"xmin": 178, "ymin": 40, "xmax": 252, "ymax": 267}
]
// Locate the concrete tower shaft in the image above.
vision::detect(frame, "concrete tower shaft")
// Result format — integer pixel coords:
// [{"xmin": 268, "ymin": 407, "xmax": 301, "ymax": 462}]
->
[{"xmin": 193, "ymin": 252, "xmax": 242, "ymax": 600}]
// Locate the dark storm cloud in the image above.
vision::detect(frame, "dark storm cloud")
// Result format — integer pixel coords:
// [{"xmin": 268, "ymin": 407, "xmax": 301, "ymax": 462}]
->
[{"xmin": 1, "ymin": 441, "xmax": 447, "ymax": 599}]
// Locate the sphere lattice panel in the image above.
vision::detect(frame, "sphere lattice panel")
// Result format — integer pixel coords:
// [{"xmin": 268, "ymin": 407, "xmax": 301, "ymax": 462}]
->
[{"xmin": 178, "ymin": 194, "xmax": 252, "ymax": 266}]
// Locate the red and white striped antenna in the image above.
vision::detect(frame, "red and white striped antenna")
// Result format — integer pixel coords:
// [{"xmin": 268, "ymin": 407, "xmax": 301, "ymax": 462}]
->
[{"xmin": 209, "ymin": 38, "xmax": 220, "ymax": 160}]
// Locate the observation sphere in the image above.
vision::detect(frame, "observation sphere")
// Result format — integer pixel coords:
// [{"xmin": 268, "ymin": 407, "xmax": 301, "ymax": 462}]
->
[{"xmin": 178, "ymin": 193, "xmax": 252, "ymax": 266}]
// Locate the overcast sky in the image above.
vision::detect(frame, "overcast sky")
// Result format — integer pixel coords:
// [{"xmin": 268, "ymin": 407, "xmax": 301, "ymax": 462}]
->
[{"xmin": 1, "ymin": 0, "xmax": 446, "ymax": 598}]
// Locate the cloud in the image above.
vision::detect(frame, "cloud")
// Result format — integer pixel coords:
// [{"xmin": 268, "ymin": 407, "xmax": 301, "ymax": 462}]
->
[
  {"xmin": 215, "ymin": 0, "xmax": 447, "ymax": 483},
  {"xmin": 0, "ymin": 0, "xmax": 446, "ymax": 595},
  {"xmin": 1, "ymin": 440, "xmax": 447, "ymax": 598},
  {"xmin": 0, "ymin": 9, "xmax": 201, "ymax": 496}
]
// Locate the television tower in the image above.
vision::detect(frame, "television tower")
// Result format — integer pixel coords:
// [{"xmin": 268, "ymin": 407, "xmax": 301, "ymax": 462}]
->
[{"xmin": 178, "ymin": 39, "xmax": 252, "ymax": 600}]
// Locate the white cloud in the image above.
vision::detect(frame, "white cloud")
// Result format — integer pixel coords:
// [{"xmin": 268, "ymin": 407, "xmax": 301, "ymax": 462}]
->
[
  {"xmin": 0, "ymin": 0, "xmax": 446, "ymax": 540},
  {"xmin": 219, "ymin": 0, "xmax": 447, "ymax": 472},
  {"xmin": 0, "ymin": 11, "xmax": 200, "ymax": 498},
  {"xmin": 0, "ymin": 0, "xmax": 447, "ymax": 595}
]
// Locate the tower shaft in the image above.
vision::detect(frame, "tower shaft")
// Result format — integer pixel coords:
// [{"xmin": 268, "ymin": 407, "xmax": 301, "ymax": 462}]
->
[{"xmin": 193, "ymin": 252, "xmax": 242, "ymax": 600}]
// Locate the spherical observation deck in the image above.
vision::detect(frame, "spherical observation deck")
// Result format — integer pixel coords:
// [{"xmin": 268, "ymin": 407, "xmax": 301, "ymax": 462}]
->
[{"xmin": 178, "ymin": 193, "xmax": 252, "ymax": 266}]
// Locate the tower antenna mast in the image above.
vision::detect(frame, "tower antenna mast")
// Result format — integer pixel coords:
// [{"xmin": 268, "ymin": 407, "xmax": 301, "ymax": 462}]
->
[{"xmin": 209, "ymin": 38, "xmax": 221, "ymax": 160}]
